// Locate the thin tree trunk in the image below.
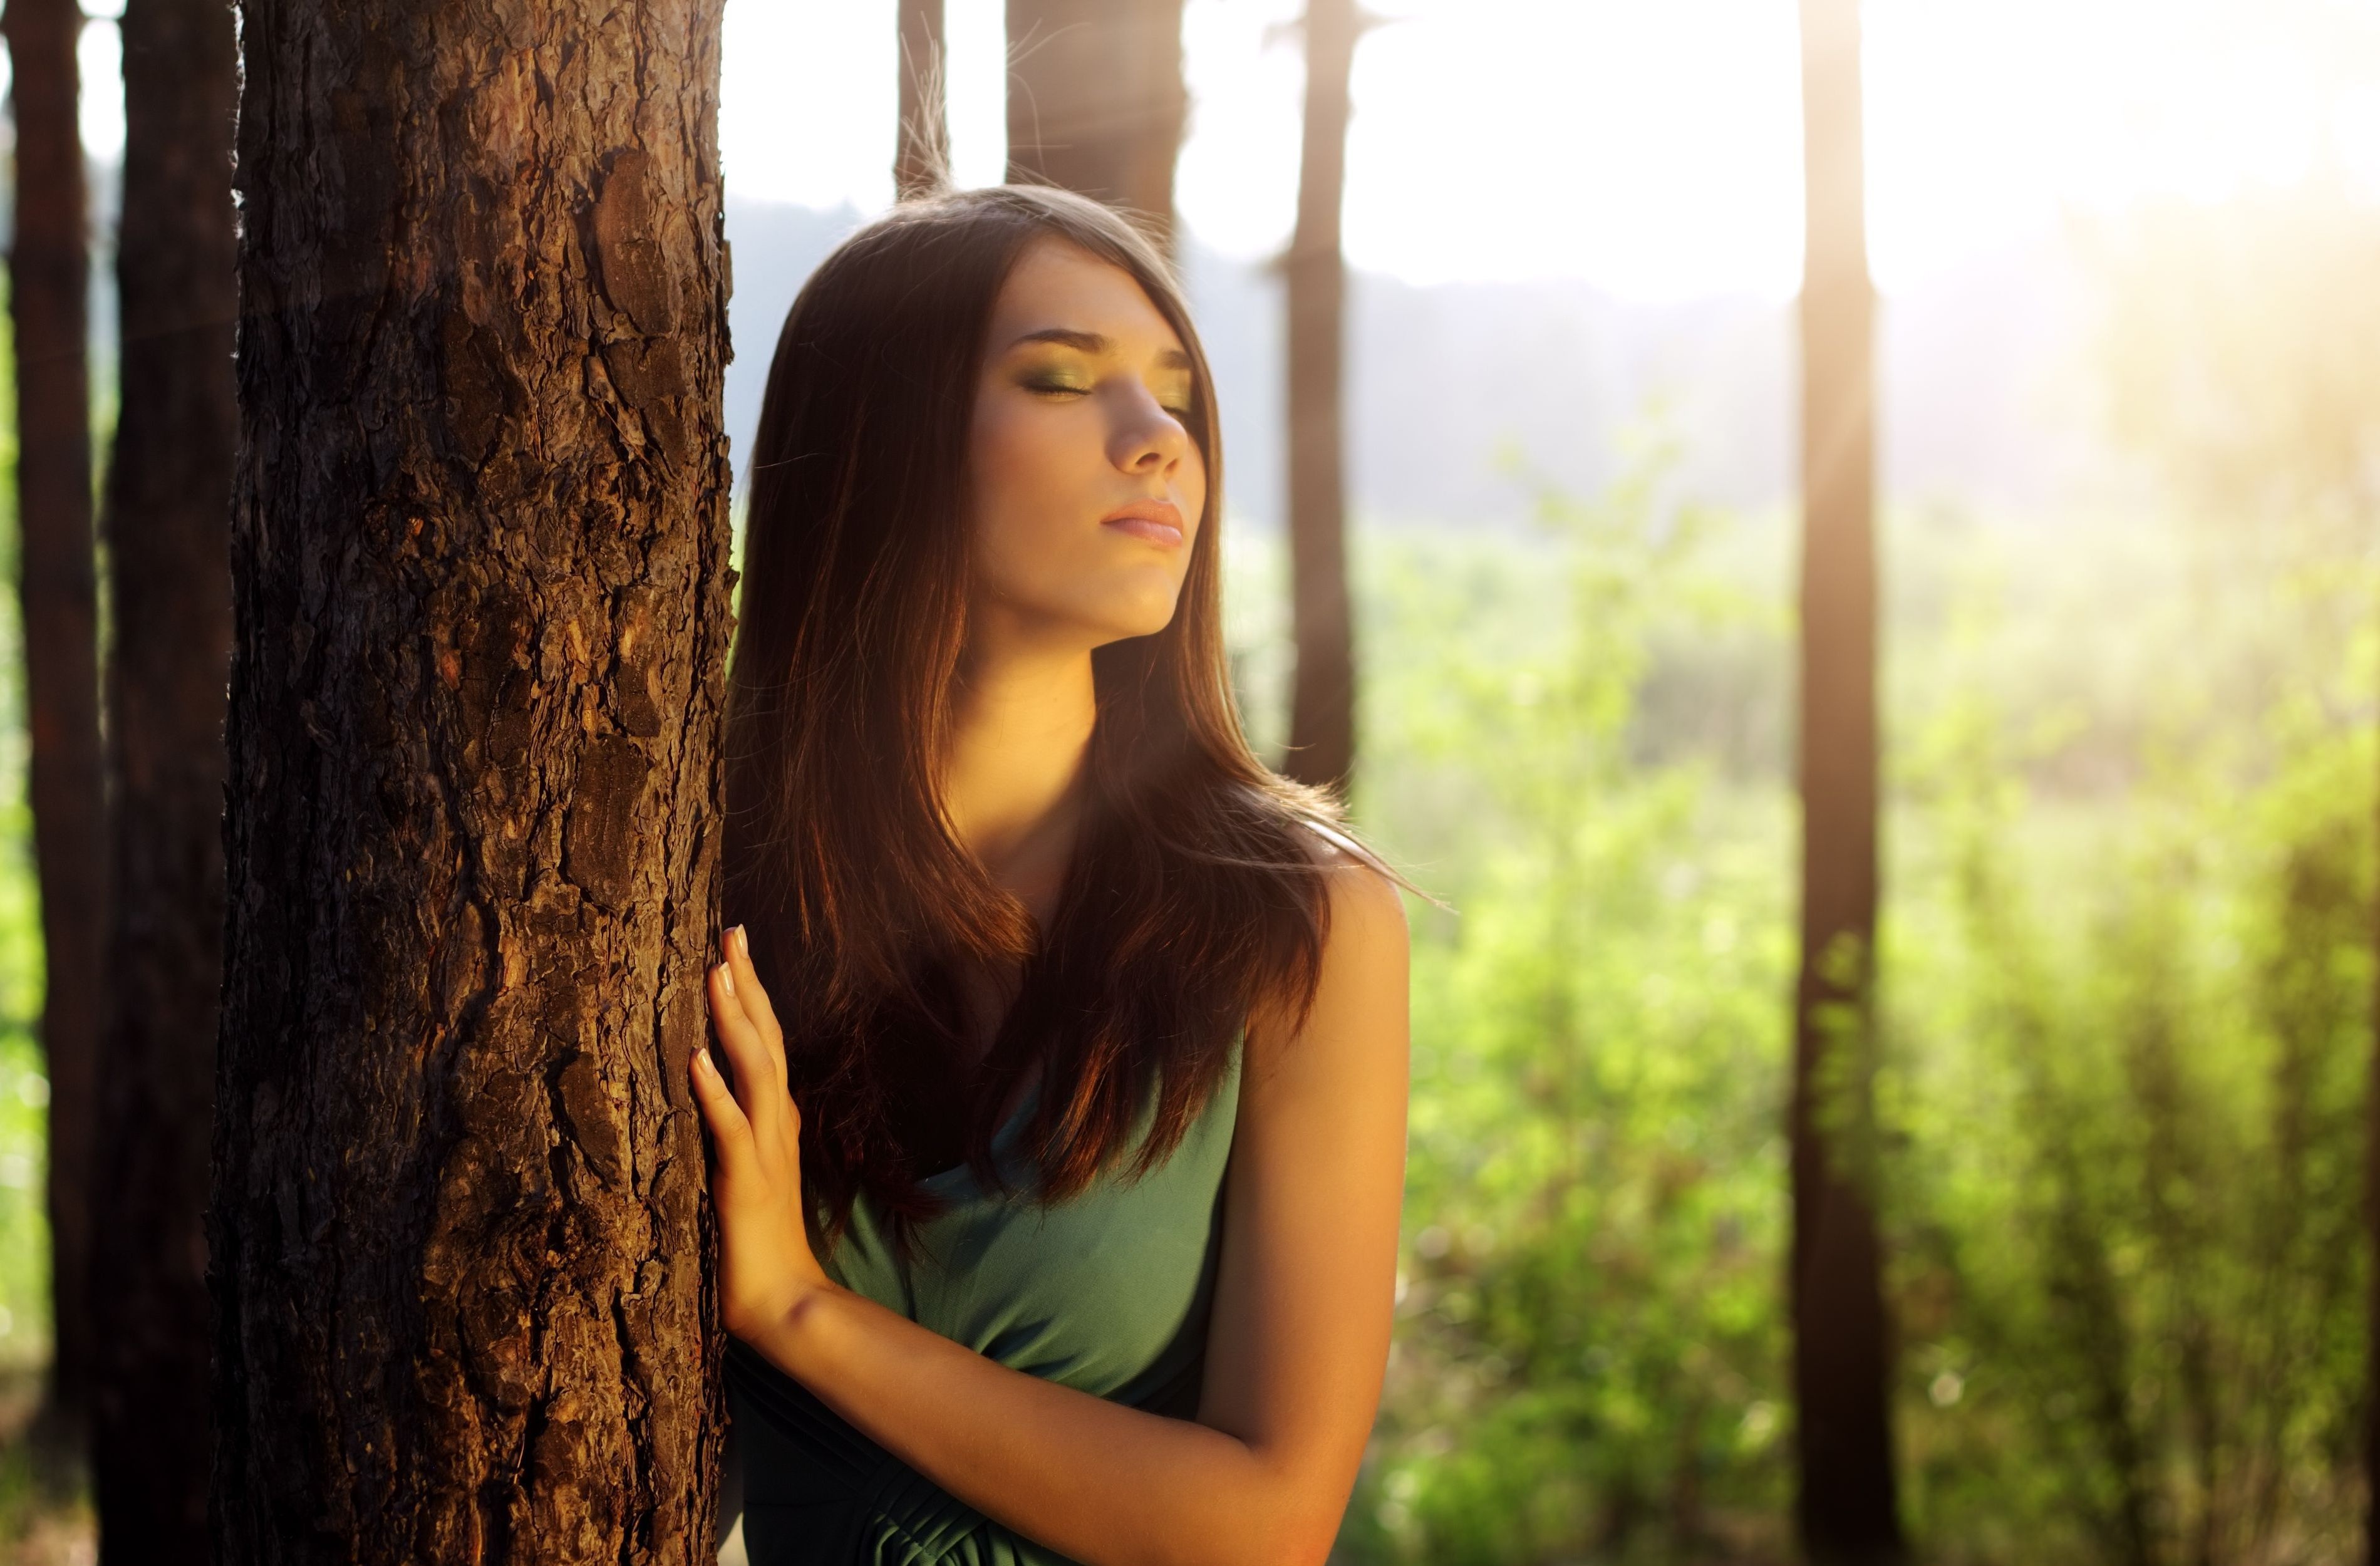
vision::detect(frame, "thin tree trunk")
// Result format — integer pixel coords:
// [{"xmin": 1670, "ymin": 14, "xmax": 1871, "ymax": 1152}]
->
[
  {"xmin": 209, "ymin": 6, "xmax": 737, "ymax": 1560},
  {"xmin": 3, "ymin": 0, "xmax": 103, "ymax": 1465},
  {"xmin": 1283, "ymin": 0, "xmax": 1359, "ymax": 796},
  {"xmin": 896, "ymin": 0, "xmax": 949, "ymax": 200},
  {"xmin": 1791, "ymin": 0, "xmax": 1904, "ymax": 1560},
  {"xmin": 1005, "ymin": 0, "xmax": 1187, "ymax": 251},
  {"xmin": 87, "ymin": 0, "xmax": 236, "ymax": 1553}
]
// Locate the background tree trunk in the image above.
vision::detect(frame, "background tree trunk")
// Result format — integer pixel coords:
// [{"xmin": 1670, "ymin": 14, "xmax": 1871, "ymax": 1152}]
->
[
  {"xmin": 209, "ymin": 6, "xmax": 737, "ymax": 1561},
  {"xmin": 1283, "ymin": 0, "xmax": 1360, "ymax": 796},
  {"xmin": 87, "ymin": 0, "xmax": 236, "ymax": 1553},
  {"xmin": 1004, "ymin": 0, "xmax": 1187, "ymax": 250},
  {"xmin": 3, "ymin": 0, "xmax": 103, "ymax": 1466},
  {"xmin": 896, "ymin": 0, "xmax": 949, "ymax": 200},
  {"xmin": 1791, "ymin": 0, "xmax": 1904, "ymax": 1561}
]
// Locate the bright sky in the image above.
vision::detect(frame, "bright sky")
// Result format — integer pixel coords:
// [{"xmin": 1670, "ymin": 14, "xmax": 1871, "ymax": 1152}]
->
[
  {"xmin": 716, "ymin": 0, "xmax": 2380, "ymax": 299},
  {"xmin": 52, "ymin": 0, "xmax": 2380, "ymax": 300}
]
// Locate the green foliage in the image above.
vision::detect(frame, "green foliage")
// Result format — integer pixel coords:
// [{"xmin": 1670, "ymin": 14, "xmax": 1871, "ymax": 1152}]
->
[
  {"xmin": 1220, "ymin": 399, "xmax": 2374, "ymax": 1562},
  {"xmin": 1229, "ymin": 438, "xmax": 1802, "ymax": 1563},
  {"xmin": 1883, "ymin": 544, "xmax": 2371, "ymax": 1564}
]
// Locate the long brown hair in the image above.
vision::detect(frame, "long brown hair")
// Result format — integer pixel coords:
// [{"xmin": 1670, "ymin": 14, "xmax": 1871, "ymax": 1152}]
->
[{"xmin": 724, "ymin": 185, "xmax": 1350, "ymax": 1248}]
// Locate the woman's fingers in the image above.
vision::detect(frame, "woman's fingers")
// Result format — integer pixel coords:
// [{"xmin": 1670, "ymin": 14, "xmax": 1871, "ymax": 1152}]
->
[
  {"xmin": 707, "ymin": 962, "xmax": 777, "ymax": 1104},
  {"xmin": 690, "ymin": 1046, "xmax": 755, "ymax": 1161},
  {"xmin": 723, "ymin": 926, "xmax": 784, "ymax": 1050},
  {"xmin": 708, "ymin": 958, "xmax": 802, "ymax": 1150}
]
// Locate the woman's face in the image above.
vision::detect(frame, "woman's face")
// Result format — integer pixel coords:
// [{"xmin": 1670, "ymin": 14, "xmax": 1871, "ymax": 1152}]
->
[{"xmin": 965, "ymin": 236, "xmax": 1207, "ymax": 656}]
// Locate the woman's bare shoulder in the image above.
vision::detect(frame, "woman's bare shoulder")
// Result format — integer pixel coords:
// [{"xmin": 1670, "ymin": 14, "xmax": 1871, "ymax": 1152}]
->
[
  {"xmin": 1296, "ymin": 817, "xmax": 1410, "ymax": 937},
  {"xmin": 1242, "ymin": 817, "xmax": 1409, "ymax": 1070}
]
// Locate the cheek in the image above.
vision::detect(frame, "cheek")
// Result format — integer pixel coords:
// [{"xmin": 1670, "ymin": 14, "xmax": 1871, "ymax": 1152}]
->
[
  {"xmin": 969, "ymin": 400, "xmax": 1078, "ymax": 556},
  {"xmin": 1182, "ymin": 447, "xmax": 1209, "ymax": 534},
  {"xmin": 966, "ymin": 400, "xmax": 1092, "ymax": 611}
]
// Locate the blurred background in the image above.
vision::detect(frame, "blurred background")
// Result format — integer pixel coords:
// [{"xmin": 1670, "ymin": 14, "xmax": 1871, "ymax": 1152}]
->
[{"xmin": 4, "ymin": 0, "xmax": 2380, "ymax": 1560}]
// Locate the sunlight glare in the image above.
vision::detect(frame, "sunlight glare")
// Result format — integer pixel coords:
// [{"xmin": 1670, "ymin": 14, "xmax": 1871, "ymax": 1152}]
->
[
  {"xmin": 1863, "ymin": 0, "xmax": 2370, "ymax": 288},
  {"xmin": 944, "ymin": 0, "xmax": 1010, "ymax": 189},
  {"xmin": 722, "ymin": 0, "xmax": 894, "ymax": 210},
  {"xmin": 80, "ymin": 14, "xmax": 124, "ymax": 163},
  {"xmin": 1349, "ymin": 0, "xmax": 1803, "ymax": 298},
  {"xmin": 704, "ymin": 0, "xmax": 2380, "ymax": 296}
]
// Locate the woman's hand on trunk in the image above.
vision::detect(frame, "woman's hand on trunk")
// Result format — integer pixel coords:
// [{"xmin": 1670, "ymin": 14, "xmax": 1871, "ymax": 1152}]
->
[{"xmin": 692, "ymin": 925, "xmax": 834, "ymax": 1339}]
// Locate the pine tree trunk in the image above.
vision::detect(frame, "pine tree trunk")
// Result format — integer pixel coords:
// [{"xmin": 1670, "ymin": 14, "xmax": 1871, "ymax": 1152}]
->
[
  {"xmin": 896, "ymin": 0, "xmax": 949, "ymax": 200},
  {"xmin": 3, "ymin": 0, "xmax": 103, "ymax": 1460},
  {"xmin": 86, "ymin": 0, "xmax": 236, "ymax": 1552},
  {"xmin": 1005, "ymin": 0, "xmax": 1187, "ymax": 249},
  {"xmin": 1283, "ymin": 0, "xmax": 1359, "ymax": 796},
  {"xmin": 1791, "ymin": 0, "xmax": 1904, "ymax": 1560},
  {"xmin": 209, "ymin": 5, "xmax": 737, "ymax": 1561}
]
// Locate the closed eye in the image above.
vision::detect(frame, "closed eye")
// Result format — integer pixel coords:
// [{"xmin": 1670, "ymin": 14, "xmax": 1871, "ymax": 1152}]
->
[{"xmin": 1023, "ymin": 374, "xmax": 1194, "ymax": 422}]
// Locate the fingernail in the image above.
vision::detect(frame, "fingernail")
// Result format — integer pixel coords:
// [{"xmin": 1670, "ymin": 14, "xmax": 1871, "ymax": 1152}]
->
[
  {"xmin": 717, "ymin": 961, "xmax": 735, "ymax": 995},
  {"xmin": 694, "ymin": 1047, "xmax": 717, "ymax": 1077},
  {"xmin": 733, "ymin": 925, "xmax": 750, "ymax": 960}
]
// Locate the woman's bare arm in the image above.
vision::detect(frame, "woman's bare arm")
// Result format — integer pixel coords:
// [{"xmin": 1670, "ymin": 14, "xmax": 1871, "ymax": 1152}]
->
[{"xmin": 693, "ymin": 856, "xmax": 1410, "ymax": 1566}]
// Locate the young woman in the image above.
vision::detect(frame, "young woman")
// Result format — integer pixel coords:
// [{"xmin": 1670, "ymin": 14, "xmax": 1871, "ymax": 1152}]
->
[{"xmin": 690, "ymin": 184, "xmax": 1410, "ymax": 1566}]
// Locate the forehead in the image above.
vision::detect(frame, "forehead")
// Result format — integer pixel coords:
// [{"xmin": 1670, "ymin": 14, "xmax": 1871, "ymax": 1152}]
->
[{"xmin": 987, "ymin": 236, "xmax": 1187, "ymax": 358}]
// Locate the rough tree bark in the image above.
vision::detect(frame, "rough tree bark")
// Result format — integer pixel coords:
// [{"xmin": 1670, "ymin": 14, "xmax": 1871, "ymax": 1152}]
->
[
  {"xmin": 1005, "ymin": 0, "xmax": 1187, "ymax": 250},
  {"xmin": 896, "ymin": 0, "xmax": 949, "ymax": 200},
  {"xmin": 208, "ymin": 4, "xmax": 737, "ymax": 1561},
  {"xmin": 3, "ymin": 0, "xmax": 103, "ymax": 1459},
  {"xmin": 1791, "ymin": 0, "xmax": 1905, "ymax": 1561},
  {"xmin": 1282, "ymin": 0, "xmax": 1362, "ymax": 796},
  {"xmin": 86, "ymin": 0, "xmax": 237, "ymax": 1553}
]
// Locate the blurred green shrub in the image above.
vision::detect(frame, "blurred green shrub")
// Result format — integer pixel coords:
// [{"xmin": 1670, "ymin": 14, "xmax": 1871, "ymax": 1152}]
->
[
  {"xmin": 1308, "ymin": 438, "xmax": 1798, "ymax": 1563},
  {"xmin": 1237, "ymin": 410, "xmax": 2373, "ymax": 1562}
]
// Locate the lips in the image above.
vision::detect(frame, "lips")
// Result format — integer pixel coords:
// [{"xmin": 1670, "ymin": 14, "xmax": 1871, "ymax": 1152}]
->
[{"xmin": 1101, "ymin": 499, "xmax": 1186, "ymax": 548}]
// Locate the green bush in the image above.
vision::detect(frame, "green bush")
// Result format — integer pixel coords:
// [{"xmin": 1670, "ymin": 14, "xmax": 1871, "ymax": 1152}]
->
[{"xmin": 1224, "ymin": 435, "xmax": 2372, "ymax": 1563}]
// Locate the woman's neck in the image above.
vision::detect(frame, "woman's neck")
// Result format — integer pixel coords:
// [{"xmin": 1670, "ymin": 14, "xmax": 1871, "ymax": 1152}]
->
[{"xmin": 942, "ymin": 638, "xmax": 1097, "ymax": 924}]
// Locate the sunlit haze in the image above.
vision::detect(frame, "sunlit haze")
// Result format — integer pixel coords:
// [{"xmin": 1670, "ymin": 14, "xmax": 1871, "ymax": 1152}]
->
[
  {"xmin": 714, "ymin": 0, "xmax": 2380, "ymax": 299},
  {"xmin": 37, "ymin": 0, "xmax": 2380, "ymax": 297},
  {"xmin": 31, "ymin": 1, "xmax": 2380, "ymax": 301}
]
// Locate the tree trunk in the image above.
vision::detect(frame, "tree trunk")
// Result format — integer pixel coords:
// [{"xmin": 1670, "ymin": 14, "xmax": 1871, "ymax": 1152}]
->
[
  {"xmin": 209, "ymin": 6, "xmax": 737, "ymax": 1562},
  {"xmin": 1282, "ymin": 0, "xmax": 1360, "ymax": 796},
  {"xmin": 3, "ymin": 0, "xmax": 103, "ymax": 1465},
  {"xmin": 1791, "ymin": 1, "xmax": 1903, "ymax": 1562},
  {"xmin": 86, "ymin": 0, "xmax": 236, "ymax": 1553},
  {"xmin": 896, "ymin": 0, "xmax": 949, "ymax": 200},
  {"xmin": 1004, "ymin": 0, "xmax": 1187, "ymax": 250}
]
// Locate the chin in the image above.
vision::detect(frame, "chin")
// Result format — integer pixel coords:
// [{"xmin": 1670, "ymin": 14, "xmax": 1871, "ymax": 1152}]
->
[
  {"xmin": 1082, "ymin": 601, "xmax": 1183, "ymax": 648},
  {"xmin": 1065, "ymin": 577, "xmax": 1185, "ymax": 646},
  {"xmin": 1087, "ymin": 616, "xmax": 1177, "ymax": 651}
]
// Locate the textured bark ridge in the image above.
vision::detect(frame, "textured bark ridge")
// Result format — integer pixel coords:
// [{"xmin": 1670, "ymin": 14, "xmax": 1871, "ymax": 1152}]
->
[
  {"xmin": 91, "ymin": 0, "xmax": 237, "ymax": 1552},
  {"xmin": 210, "ymin": 4, "xmax": 736, "ymax": 1562}
]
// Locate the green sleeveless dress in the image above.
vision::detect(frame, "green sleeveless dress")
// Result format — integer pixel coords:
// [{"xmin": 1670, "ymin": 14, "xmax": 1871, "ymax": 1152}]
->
[{"xmin": 724, "ymin": 1043, "xmax": 1242, "ymax": 1565}]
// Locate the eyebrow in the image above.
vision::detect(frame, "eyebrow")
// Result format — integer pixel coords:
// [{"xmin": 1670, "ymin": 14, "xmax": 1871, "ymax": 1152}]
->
[{"xmin": 1006, "ymin": 326, "xmax": 1193, "ymax": 373}]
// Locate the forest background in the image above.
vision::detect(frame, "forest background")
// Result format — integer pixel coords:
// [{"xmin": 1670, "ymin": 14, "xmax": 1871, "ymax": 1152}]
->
[{"xmin": 0, "ymin": 0, "xmax": 2376, "ymax": 1562}]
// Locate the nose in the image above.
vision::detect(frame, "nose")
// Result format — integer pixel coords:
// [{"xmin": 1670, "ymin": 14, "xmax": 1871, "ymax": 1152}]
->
[{"xmin": 1107, "ymin": 382, "xmax": 1192, "ymax": 479}]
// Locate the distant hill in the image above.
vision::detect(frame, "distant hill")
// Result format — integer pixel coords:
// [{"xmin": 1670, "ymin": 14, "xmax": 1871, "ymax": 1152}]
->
[{"xmin": 721, "ymin": 193, "xmax": 2101, "ymax": 527}]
